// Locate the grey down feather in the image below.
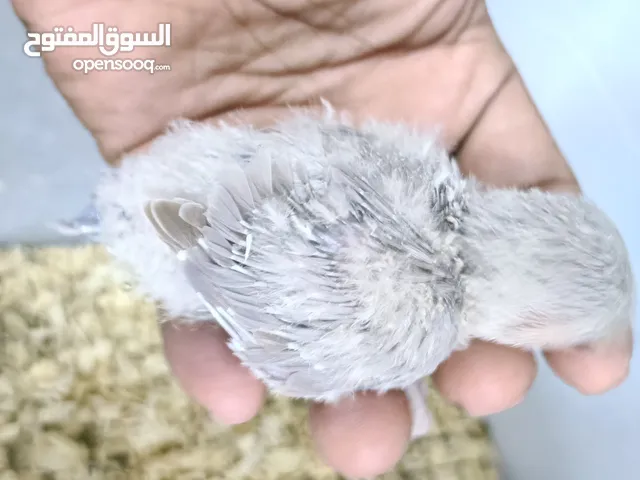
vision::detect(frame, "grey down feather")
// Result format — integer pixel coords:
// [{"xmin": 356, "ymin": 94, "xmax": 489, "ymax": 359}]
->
[{"xmin": 95, "ymin": 109, "xmax": 634, "ymax": 434}]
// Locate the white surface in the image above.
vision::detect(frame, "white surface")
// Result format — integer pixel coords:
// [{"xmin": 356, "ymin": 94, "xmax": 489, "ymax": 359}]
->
[{"xmin": 1, "ymin": 1, "xmax": 638, "ymax": 479}]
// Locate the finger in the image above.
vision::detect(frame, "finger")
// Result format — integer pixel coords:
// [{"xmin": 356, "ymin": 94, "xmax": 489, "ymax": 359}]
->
[
  {"xmin": 161, "ymin": 320, "xmax": 266, "ymax": 424},
  {"xmin": 544, "ymin": 329, "xmax": 633, "ymax": 395},
  {"xmin": 309, "ymin": 390, "xmax": 412, "ymax": 478},
  {"xmin": 432, "ymin": 340, "xmax": 537, "ymax": 416}
]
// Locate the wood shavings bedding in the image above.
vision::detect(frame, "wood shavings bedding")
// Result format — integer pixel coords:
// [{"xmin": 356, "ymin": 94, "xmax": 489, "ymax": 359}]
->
[{"xmin": 0, "ymin": 246, "xmax": 498, "ymax": 479}]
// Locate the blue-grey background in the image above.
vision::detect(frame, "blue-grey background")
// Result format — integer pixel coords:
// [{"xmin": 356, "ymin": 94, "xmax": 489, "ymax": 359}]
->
[{"xmin": 1, "ymin": 1, "xmax": 638, "ymax": 478}]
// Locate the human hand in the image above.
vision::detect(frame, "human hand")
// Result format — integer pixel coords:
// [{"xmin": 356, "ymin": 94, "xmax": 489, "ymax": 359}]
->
[{"xmin": 13, "ymin": 0, "xmax": 633, "ymax": 476}]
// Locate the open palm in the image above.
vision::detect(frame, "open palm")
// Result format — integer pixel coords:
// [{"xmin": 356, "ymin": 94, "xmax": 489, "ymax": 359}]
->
[{"xmin": 13, "ymin": 0, "xmax": 632, "ymax": 476}]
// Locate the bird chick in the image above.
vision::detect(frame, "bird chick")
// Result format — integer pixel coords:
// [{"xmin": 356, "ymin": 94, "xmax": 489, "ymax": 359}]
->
[{"xmin": 95, "ymin": 111, "xmax": 635, "ymax": 406}]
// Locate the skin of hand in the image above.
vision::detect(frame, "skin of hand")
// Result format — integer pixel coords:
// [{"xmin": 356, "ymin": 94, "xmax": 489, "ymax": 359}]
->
[{"xmin": 12, "ymin": 0, "xmax": 633, "ymax": 477}]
